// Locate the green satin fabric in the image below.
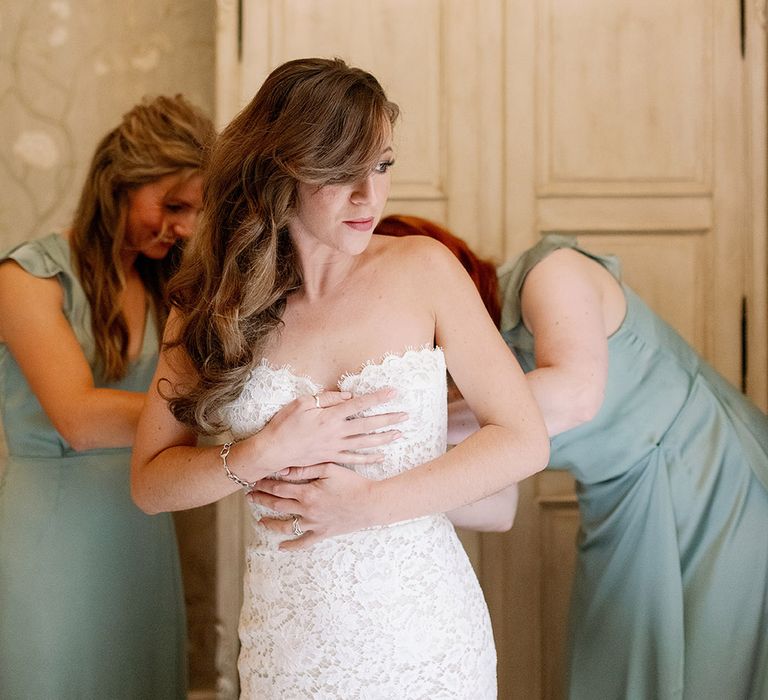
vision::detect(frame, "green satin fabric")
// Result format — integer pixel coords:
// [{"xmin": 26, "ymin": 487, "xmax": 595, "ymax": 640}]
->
[
  {"xmin": 499, "ymin": 235, "xmax": 768, "ymax": 699},
  {"xmin": 0, "ymin": 234, "xmax": 186, "ymax": 699}
]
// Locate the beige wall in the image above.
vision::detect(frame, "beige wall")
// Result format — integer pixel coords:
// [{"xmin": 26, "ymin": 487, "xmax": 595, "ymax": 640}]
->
[{"xmin": 0, "ymin": 1, "xmax": 218, "ymax": 694}]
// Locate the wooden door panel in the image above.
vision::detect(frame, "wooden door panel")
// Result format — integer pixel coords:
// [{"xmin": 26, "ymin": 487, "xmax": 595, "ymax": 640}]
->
[
  {"xmin": 243, "ymin": 0, "xmax": 446, "ymax": 219},
  {"xmin": 494, "ymin": 0, "xmax": 747, "ymax": 697},
  {"xmin": 239, "ymin": 0, "xmax": 510, "ymax": 253},
  {"xmin": 539, "ymin": 0, "xmax": 712, "ymax": 193},
  {"xmin": 540, "ymin": 498, "xmax": 580, "ymax": 700},
  {"xmin": 482, "ymin": 472, "xmax": 579, "ymax": 700},
  {"xmin": 579, "ymin": 233, "xmax": 709, "ymax": 357}
]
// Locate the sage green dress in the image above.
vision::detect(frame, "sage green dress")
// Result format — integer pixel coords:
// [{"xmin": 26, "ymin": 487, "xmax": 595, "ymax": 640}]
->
[
  {"xmin": 0, "ymin": 234, "xmax": 186, "ymax": 699},
  {"xmin": 499, "ymin": 235, "xmax": 768, "ymax": 700}
]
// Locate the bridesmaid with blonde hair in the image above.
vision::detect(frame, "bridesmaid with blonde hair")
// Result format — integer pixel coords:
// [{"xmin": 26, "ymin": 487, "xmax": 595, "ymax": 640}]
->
[{"xmin": 0, "ymin": 95, "xmax": 213, "ymax": 699}]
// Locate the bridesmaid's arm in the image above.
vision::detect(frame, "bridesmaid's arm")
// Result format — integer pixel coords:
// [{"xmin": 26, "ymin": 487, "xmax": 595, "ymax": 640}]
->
[
  {"xmin": 446, "ymin": 401, "xmax": 518, "ymax": 530},
  {"xmin": 445, "ymin": 483, "xmax": 519, "ymax": 531},
  {"xmin": 446, "ymin": 248, "xmax": 622, "ymax": 443},
  {"xmin": 518, "ymin": 249, "xmax": 621, "ymax": 436},
  {"xmin": 0, "ymin": 260, "xmax": 145, "ymax": 450},
  {"xmin": 446, "ymin": 250, "xmax": 620, "ymax": 441}
]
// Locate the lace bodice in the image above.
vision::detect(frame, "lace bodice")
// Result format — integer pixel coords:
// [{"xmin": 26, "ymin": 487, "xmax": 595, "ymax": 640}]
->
[
  {"xmin": 224, "ymin": 345, "xmax": 447, "ymax": 476},
  {"xmin": 222, "ymin": 347, "xmax": 497, "ymax": 698},
  {"xmin": 223, "ymin": 346, "xmax": 449, "ymax": 550}
]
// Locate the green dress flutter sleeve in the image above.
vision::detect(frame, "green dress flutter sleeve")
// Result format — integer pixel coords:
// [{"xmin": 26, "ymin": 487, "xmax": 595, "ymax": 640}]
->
[
  {"xmin": 0, "ymin": 234, "xmax": 187, "ymax": 699},
  {"xmin": 498, "ymin": 233, "xmax": 768, "ymax": 700}
]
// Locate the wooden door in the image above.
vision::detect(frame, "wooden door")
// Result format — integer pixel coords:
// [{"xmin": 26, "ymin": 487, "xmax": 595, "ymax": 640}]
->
[
  {"xmin": 485, "ymin": 1, "xmax": 765, "ymax": 698},
  {"xmin": 214, "ymin": 1, "xmax": 766, "ymax": 697}
]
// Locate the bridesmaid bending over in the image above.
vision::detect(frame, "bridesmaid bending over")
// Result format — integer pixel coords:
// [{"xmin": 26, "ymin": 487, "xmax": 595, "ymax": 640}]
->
[{"xmin": 367, "ymin": 215, "xmax": 768, "ymax": 700}]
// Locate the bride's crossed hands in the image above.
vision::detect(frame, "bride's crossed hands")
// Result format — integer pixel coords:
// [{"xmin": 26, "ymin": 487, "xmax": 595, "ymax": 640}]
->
[
  {"xmin": 258, "ymin": 386, "xmax": 406, "ymax": 469},
  {"xmin": 251, "ymin": 463, "xmax": 375, "ymax": 549}
]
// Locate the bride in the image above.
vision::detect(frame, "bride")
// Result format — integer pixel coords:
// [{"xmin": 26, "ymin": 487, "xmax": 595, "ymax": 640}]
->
[{"xmin": 131, "ymin": 57, "xmax": 549, "ymax": 698}]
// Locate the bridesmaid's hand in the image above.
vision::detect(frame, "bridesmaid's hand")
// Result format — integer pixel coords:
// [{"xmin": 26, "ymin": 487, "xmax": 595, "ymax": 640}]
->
[
  {"xmin": 250, "ymin": 464, "xmax": 381, "ymax": 549},
  {"xmin": 255, "ymin": 387, "xmax": 407, "ymax": 470}
]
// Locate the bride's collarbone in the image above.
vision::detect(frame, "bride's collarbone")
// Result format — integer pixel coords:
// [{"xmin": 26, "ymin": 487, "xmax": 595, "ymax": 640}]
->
[
  {"xmin": 264, "ymin": 325, "xmax": 434, "ymax": 389},
  {"xmin": 282, "ymin": 294, "xmax": 430, "ymax": 340},
  {"xmin": 269, "ymin": 281, "xmax": 435, "ymax": 384}
]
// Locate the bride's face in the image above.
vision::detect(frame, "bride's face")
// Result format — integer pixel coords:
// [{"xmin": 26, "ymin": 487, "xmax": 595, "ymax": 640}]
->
[{"xmin": 289, "ymin": 146, "xmax": 394, "ymax": 257}]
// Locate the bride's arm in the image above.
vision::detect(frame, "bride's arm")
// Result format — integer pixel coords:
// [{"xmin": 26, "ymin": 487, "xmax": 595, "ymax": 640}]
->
[
  {"xmin": 130, "ymin": 313, "xmax": 408, "ymax": 514},
  {"xmin": 131, "ymin": 343, "xmax": 278, "ymax": 513},
  {"xmin": 253, "ymin": 238, "xmax": 548, "ymax": 544}
]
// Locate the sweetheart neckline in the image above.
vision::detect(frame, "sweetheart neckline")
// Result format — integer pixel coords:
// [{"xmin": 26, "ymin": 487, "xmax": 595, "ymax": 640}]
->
[{"xmin": 253, "ymin": 345, "xmax": 444, "ymax": 391}]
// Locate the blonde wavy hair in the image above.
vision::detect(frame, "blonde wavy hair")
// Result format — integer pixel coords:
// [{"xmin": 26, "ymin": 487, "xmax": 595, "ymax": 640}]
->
[
  {"xmin": 166, "ymin": 57, "xmax": 399, "ymax": 434},
  {"xmin": 70, "ymin": 94, "xmax": 214, "ymax": 381}
]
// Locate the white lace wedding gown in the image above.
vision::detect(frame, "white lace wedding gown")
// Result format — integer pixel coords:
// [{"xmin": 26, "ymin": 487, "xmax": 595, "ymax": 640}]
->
[{"xmin": 222, "ymin": 347, "xmax": 497, "ymax": 699}]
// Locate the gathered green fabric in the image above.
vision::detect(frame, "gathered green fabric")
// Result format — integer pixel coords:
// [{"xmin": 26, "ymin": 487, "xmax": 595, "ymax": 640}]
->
[
  {"xmin": 499, "ymin": 234, "xmax": 768, "ymax": 699},
  {"xmin": 0, "ymin": 234, "xmax": 186, "ymax": 700}
]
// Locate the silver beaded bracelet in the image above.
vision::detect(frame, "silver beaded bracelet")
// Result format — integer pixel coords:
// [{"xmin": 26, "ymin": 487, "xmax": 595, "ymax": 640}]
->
[{"xmin": 220, "ymin": 441, "xmax": 257, "ymax": 491}]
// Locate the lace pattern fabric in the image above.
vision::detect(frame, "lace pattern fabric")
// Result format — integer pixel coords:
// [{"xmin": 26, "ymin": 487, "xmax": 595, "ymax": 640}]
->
[{"xmin": 222, "ymin": 347, "xmax": 497, "ymax": 699}]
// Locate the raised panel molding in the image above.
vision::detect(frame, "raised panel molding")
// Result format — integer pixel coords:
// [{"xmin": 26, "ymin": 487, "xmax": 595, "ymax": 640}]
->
[
  {"xmin": 539, "ymin": 499, "xmax": 579, "ymax": 700},
  {"xmin": 579, "ymin": 233, "xmax": 708, "ymax": 356},
  {"xmin": 443, "ymin": 0, "xmax": 506, "ymax": 257},
  {"xmin": 239, "ymin": 0, "xmax": 510, "ymax": 259},
  {"xmin": 240, "ymin": 0, "xmax": 448, "ymax": 213},
  {"xmin": 215, "ymin": 0, "xmax": 243, "ymax": 127},
  {"xmin": 538, "ymin": 196, "xmax": 712, "ymax": 233},
  {"xmin": 537, "ymin": 0, "xmax": 713, "ymax": 195},
  {"xmin": 746, "ymin": 0, "xmax": 768, "ymax": 409}
]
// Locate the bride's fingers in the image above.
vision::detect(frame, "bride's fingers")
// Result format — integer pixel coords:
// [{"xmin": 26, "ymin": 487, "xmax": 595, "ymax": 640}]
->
[
  {"xmin": 259, "ymin": 517, "xmax": 319, "ymax": 549},
  {"xmin": 279, "ymin": 532, "xmax": 318, "ymax": 550},
  {"xmin": 328, "ymin": 387, "xmax": 398, "ymax": 417},
  {"xmin": 304, "ymin": 386, "xmax": 396, "ymax": 412},
  {"xmin": 307, "ymin": 390, "xmax": 352, "ymax": 409},
  {"xmin": 276, "ymin": 464, "xmax": 333, "ymax": 482},
  {"xmin": 344, "ymin": 429, "xmax": 403, "ymax": 449},
  {"xmin": 346, "ymin": 411, "xmax": 408, "ymax": 433},
  {"xmin": 257, "ymin": 517, "xmax": 285, "ymax": 533},
  {"xmin": 258, "ymin": 517, "xmax": 304, "ymax": 535},
  {"xmin": 249, "ymin": 489, "xmax": 299, "ymax": 513}
]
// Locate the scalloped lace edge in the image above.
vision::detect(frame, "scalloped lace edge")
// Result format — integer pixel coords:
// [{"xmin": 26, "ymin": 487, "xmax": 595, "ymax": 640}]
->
[{"xmin": 253, "ymin": 344, "xmax": 444, "ymax": 391}]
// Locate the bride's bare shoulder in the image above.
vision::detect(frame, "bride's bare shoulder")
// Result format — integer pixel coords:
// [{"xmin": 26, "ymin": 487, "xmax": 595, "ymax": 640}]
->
[{"xmin": 371, "ymin": 232, "xmax": 458, "ymax": 272}]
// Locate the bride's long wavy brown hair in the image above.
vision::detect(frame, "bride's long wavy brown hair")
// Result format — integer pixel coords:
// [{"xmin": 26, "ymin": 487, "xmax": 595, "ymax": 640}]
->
[
  {"xmin": 70, "ymin": 95, "xmax": 214, "ymax": 381},
  {"xmin": 166, "ymin": 58, "xmax": 399, "ymax": 434}
]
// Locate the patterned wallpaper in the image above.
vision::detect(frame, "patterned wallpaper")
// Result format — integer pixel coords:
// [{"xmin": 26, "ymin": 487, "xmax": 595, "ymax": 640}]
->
[{"xmin": 0, "ymin": 0, "xmax": 216, "ymax": 248}]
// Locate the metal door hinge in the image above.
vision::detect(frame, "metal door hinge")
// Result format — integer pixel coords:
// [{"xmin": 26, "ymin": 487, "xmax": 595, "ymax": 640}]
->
[
  {"xmin": 741, "ymin": 0, "xmax": 747, "ymax": 57},
  {"xmin": 741, "ymin": 295, "xmax": 748, "ymax": 392}
]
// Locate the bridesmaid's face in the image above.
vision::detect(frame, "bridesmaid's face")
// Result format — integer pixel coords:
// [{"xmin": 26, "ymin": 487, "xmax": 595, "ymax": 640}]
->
[{"xmin": 124, "ymin": 171, "xmax": 203, "ymax": 259}]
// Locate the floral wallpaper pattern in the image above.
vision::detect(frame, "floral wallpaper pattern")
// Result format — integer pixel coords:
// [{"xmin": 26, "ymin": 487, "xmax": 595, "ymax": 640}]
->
[{"xmin": 0, "ymin": 0, "xmax": 216, "ymax": 247}]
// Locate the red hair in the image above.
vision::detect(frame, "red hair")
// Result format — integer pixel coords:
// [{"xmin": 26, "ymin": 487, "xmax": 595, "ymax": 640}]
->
[{"xmin": 375, "ymin": 215, "xmax": 501, "ymax": 327}]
